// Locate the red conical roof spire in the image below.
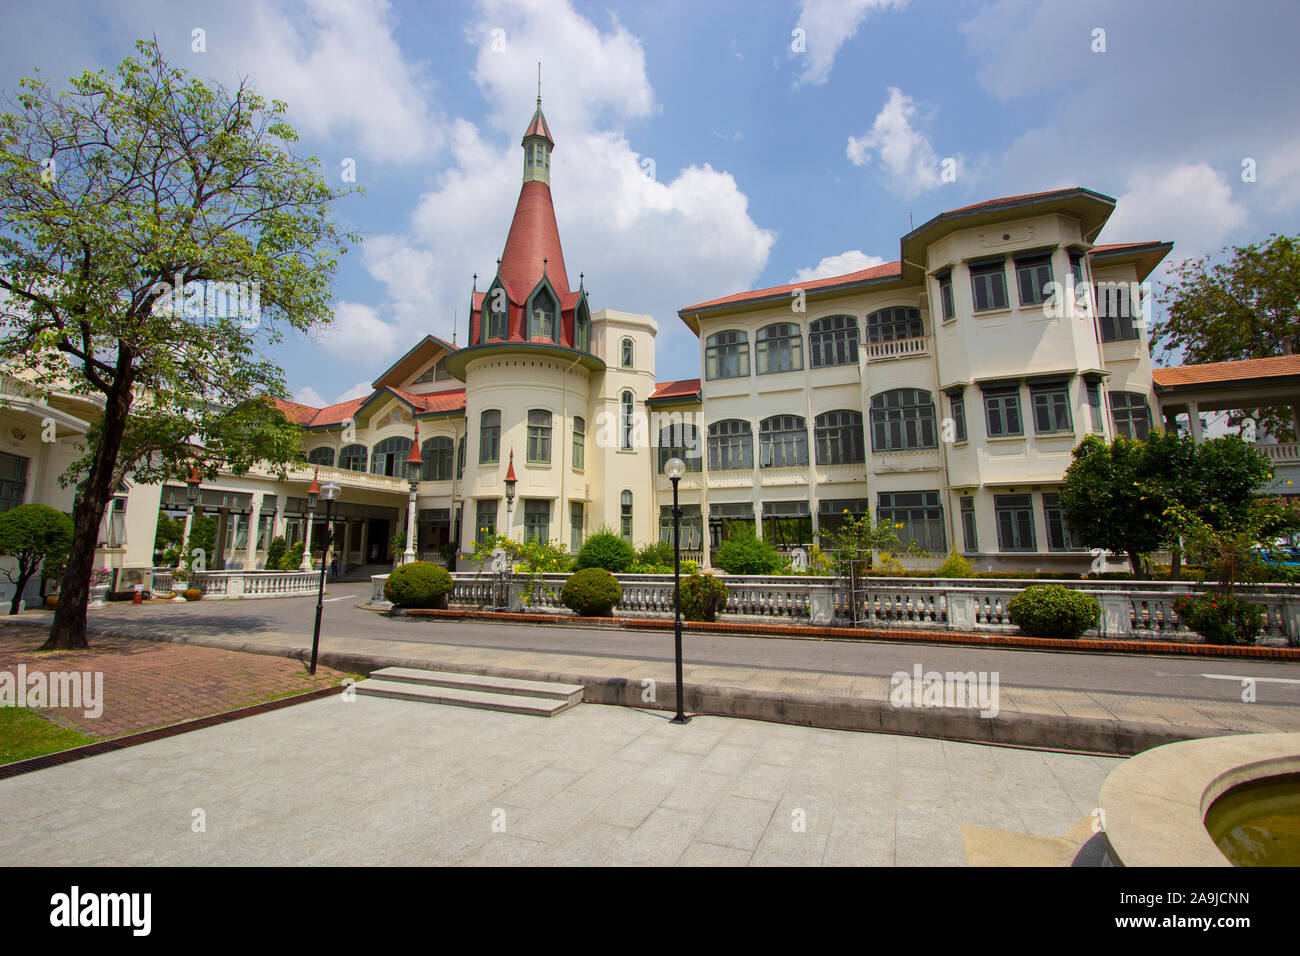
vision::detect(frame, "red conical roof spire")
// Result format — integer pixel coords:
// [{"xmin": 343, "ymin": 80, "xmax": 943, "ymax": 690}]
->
[
  {"xmin": 505, "ymin": 448, "xmax": 517, "ymax": 483},
  {"xmin": 406, "ymin": 423, "xmax": 423, "ymax": 467}
]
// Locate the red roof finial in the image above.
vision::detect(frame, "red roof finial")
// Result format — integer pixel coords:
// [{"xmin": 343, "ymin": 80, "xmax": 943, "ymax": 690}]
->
[
  {"xmin": 406, "ymin": 423, "xmax": 423, "ymax": 466},
  {"xmin": 307, "ymin": 467, "xmax": 320, "ymax": 498},
  {"xmin": 505, "ymin": 448, "xmax": 517, "ymax": 483}
]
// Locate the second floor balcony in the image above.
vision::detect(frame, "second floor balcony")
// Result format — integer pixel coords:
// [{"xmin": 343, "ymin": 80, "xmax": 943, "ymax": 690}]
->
[{"xmin": 863, "ymin": 336, "xmax": 929, "ymax": 362}]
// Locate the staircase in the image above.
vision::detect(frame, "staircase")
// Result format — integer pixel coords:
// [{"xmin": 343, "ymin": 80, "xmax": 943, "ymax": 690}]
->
[{"xmin": 354, "ymin": 667, "xmax": 584, "ymax": 717}]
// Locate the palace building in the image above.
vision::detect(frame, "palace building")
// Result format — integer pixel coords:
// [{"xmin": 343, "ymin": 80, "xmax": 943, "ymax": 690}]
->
[{"xmin": 4, "ymin": 101, "xmax": 1298, "ymax": 605}]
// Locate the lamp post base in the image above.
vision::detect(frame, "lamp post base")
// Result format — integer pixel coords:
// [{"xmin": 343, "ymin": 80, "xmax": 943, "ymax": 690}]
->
[{"xmin": 669, "ymin": 714, "xmax": 691, "ymax": 725}]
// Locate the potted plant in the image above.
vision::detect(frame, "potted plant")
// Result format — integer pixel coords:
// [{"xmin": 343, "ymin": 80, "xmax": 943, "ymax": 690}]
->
[
  {"xmin": 171, "ymin": 567, "xmax": 190, "ymax": 600},
  {"xmin": 89, "ymin": 567, "xmax": 111, "ymax": 606}
]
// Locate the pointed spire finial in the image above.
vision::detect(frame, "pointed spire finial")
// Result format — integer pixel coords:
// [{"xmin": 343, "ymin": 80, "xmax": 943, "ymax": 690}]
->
[
  {"xmin": 543, "ymin": 256, "xmax": 548, "ymax": 277},
  {"xmin": 537, "ymin": 62, "xmax": 542, "ymax": 106}
]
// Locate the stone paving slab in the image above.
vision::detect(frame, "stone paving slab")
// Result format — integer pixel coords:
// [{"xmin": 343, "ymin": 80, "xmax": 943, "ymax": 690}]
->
[{"xmin": 0, "ymin": 695, "xmax": 1114, "ymax": 865}]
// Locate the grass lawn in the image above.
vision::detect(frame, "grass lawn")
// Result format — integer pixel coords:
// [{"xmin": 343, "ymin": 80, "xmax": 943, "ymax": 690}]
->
[{"xmin": 0, "ymin": 707, "xmax": 97, "ymax": 765}]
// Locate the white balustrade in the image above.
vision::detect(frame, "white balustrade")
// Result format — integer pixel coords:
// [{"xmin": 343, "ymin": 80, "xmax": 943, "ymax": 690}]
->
[{"xmin": 192, "ymin": 569, "xmax": 323, "ymax": 599}]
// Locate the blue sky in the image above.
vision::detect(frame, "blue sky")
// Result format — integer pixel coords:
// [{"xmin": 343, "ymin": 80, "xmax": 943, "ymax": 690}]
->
[{"xmin": 4, "ymin": 0, "xmax": 1299, "ymax": 400}]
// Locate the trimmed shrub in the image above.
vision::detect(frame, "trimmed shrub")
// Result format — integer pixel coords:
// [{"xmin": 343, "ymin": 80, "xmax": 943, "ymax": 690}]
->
[
  {"xmin": 280, "ymin": 542, "xmax": 305, "ymax": 571},
  {"xmin": 714, "ymin": 529, "xmax": 781, "ymax": 575},
  {"xmin": 265, "ymin": 536, "xmax": 287, "ymax": 570},
  {"xmin": 677, "ymin": 572, "xmax": 729, "ymax": 622},
  {"xmin": 636, "ymin": 542, "xmax": 674, "ymax": 567},
  {"xmin": 1006, "ymin": 584, "xmax": 1100, "ymax": 639},
  {"xmin": 575, "ymin": 531, "xmax": 636, "ymax": 573},
  {"xmin": 384, "ymin": 561, "xmax": 454, "ymax": 609},
  {"xmin": 937, "ymin": 550, "xmax": 974, "ymax": 578},
  {"xmin": 183, "ymin": 588, "xmax": 202, "ymax": 601},
  {"xmin": 1173, "ymin": 593, "xmax": 1264, "ymax": 646},
  {"xmin": 560, "ymin": 568, "xmax": 622, "ymax": 616}
]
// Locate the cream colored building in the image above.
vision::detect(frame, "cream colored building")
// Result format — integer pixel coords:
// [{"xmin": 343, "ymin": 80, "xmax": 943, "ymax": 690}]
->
[{"xmin": 8, "ymin": 113, "xmax": 1234, "ymax": 588}]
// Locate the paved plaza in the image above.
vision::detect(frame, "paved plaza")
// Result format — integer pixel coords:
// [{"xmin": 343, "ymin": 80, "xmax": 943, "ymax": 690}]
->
[{"xmin": 0, "ymin": 694, "xmax": 1116, "ymax": 866}]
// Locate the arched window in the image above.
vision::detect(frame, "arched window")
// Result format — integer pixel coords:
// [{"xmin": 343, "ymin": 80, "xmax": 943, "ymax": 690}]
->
[
  {"xmin": 657, "ymin": 421, "xmax": 701, "ymax": 472},
  {"xmin": 755, "ymin": 323, "xmax": 803, "ymax": 374},
  {"xmin": 307, "ymin": 446, "xmax": 335, "ymax": 468},
  {"xmin": 527, "ymin": 409, "xmax": 552, "ymax": 463},
  {"xmin": 621, "ymin": 490, "xmax": 633, "ymax": 542},
  {"xmin": 620, "ymin": 390, "xmax": 635, "ymax": 450},
  {"xmin": 705, "ymin": 330, "xmax": 750, "ymax": 380},
  {"xmin": 865, "ymin": 306, "xmax": 923, "ymax": 343},
  {"xmin": 371, "ymin": 437, "xmax": 413, "ymax": 477},
  {"xmin": 870, "ymin": 389, "xmax": 937, "ymax": 451},
  {"xmin": 529, "ymin": 287, "xmax": 557, "ymax": 340},
  {"xmin": 572, "ymin": 416, "xmax": 586, "ymax": 469},
  {"xmin": 814, "ymin": 410, "xmax": 865, "ymax": 464},
  {"xmin": 421, "ymin": 436, "xmax": 454, "ymax": 481},
  {"xmin": 707, "ymin": 419, "xmax": 753, "ymax": 471},
  {"xmin": 808, "ymin": 315, "xmax": 859, "ymax": 368},
  {"xmin": 483, "ymin": 285, "xmax": 508, "ymax": 342},
  {"xmin": 621, "ymin": 337, "xmax": 634, "ymax": 368},
  {"xmin": 1110, "ymin": 391, "xmax": 1151, "ymax": 440},
  {"xmin": 339, "ymin": 444, "xmax": 368, "ymax": 472},
  {"xmin": 479, "ymin": 409, "xmax": 501, "ymax": 463},
  {"xmin": 759, "ymin": 415, "xmax": 808, "ymax": 467}
]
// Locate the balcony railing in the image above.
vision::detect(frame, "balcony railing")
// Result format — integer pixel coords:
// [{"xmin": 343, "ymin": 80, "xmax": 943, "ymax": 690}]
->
[
  {"xmin": 863, "ymin": 336, "xmax": 928, "ymax": 362},
  {"xmin": 1261, "ymin": 442, "xmax": 1300, "ymax": 464},
  {"xmin": 244, "ymin": 462, "xmax": 409, "ymax": 493}
]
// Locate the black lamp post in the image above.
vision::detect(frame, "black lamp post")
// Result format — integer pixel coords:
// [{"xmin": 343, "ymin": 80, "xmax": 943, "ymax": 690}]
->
[
  {"xmin": 183, "ymin": 465, "xmax": 201, "ymax": 569},
  {"xmin": 664, "ymin": 457, "xmax": 689, "ymax": 725},
  {"xmin": 307, "ymin": 469, "xmax": 341, "ymax": 675}
]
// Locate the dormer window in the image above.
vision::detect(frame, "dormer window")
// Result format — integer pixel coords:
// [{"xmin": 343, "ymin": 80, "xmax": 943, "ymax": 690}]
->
[
  {"xmin": 530, "ymin": 288, "xmax": 557, "ymax": 340},
  {"xmin": 485, "ymin": 287, "xmax": 508, "ymax": 341}
]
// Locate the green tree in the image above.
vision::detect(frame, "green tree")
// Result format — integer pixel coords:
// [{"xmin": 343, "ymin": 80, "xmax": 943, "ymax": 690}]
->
[
  {"xmin": 1152, "ymin": 234, "xmax": 1300, "ymax": 439},
  {"xmin": 0, "ymin": 504, "xmax": 73, "ymax": 615},
  {"xmin": 821, "ymin": 511, "xmax": 907, "ymax": 575},
  {"xmin": 0, "ymin": 40, "xmax": 357, "ymax": 648},
  {"xmin": 181, "ymin": 514, "xmax": 217, "ymax": 572},
  {"xmin": 153, "ymin": 511, "xmax": 185, "ymax": 563}
]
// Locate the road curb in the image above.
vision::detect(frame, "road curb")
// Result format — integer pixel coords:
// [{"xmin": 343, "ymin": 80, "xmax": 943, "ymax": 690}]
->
[
  {"xmin": 89, "ymin": 622, "xmax": 1227, "ymax": 755},
  {"xmin": 400, "ymin": 607, "xmax": 1300, "ymax": 659}
]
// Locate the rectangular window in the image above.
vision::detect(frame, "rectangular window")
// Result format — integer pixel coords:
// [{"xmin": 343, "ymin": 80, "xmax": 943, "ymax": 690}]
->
[
  {"xmin": 658, "ymin": 422, "xmax": 703, "ymax": 472},
  {"xmin": 707, "ymin": 422, "xmax": 753, "ymax": 471},
  {"xmin": 1085, "ymin": 381, "xmax": 1105, "ymax": 433},
  {"xmin": 877, "ymin": 491, "xmax": 945, "ymax": 553},
  {"xmin": 570, "ymin": 501, "xmax": 584, "ymax": 553},
  {"xmin": 1096, "ymin": 283, "xmax": 1141, "ymax": 342},
  {"xmin": 995, "ymin": 494, "xmax": 1036, "ymax": 552},
  {"xmin": 526, "ymin": 409, "xmax": 552, "ymax": 464},
  {"xmin": 1030, "ymin": 382, "xmax": 1072, "ymax": 434},
  {"xmin": 1042, "ymin": 493, "xmax": 1080, "ymax": 551},
  {"xmin": 870, "ymin": 389, "xmax": 937, "ymax": 451},
  {"xmin": 1015, "ymin": 253, "xmax": 1054, "ymax": 306},
  {"xmin": 620, "ymin": 491, "xmax": 634, "ymax": 542},
  {"xmin": 475, "ymin": 500, "xmax": 497, "ymax": 545},
  {"xmin": 762, "ymin": 501, "xmax": 812, "ymax": 551},
  {"xmin": 0, "ymin": 452, "xmax": 28, "ymax": 513},
  {"xmin": 969, "ymin": 259, "xmax": 1008, "ymax": 311},
  {"xmin": 456, "ymin": 435, "xmax": 466, "ymax": 478},
  {"xmin": 1110, "ymin": 391, "xmax": 1152, "ymax": 440},
  {"xmin": 808, "ymin": 316, "xmax": 859, "ymax": 368},
  {"xmin": 479, "ymin": 410, "xmax": 500, "ymax": 464},
  {"xmin": 813, "ymin": 411, "xmax": 864, "ymax": 465},
  {"xmin": 948, "ymin": 390, "xmax": 967, "ymax": 443},
  {"xmin": 1069, "ymin": 252, "xmax": 1085, "ymax": 287},
  {"xmin": 572, "ymin": 416, "xmax": 585, "ymax": 470},
  {"xmin": 708, "ymin": 502, "xmax": 754, "ymax": 550},
  {"xmin": 960, "ymin": 497, "xmax": 978, "ymax": 553},
  {"xmin": 524, "ymin": 500, "xmax": 550, "ymax": 544},
  {"xmin": 983, "ymin": 387, "xmax": 1023, "ymax": 437},
  {"xmin": 755, "ymin": 324, "xmax": 804, "ymax": 375},
  {"xmin": 937, "ymin": 271, "xmax": 955, "ymax": 321},
  {"xmin": 759, "ymin": 416, "xmax": 808, "ymax": 468},
  {"xmin": 659, "ymin": 504, "xmax": 704, "ymax": 551}
]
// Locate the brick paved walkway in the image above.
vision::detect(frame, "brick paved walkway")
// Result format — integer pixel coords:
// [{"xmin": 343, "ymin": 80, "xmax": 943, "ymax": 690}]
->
[{"xmin": 0, "ymin": 625, "xmax": 353, "ymax": 740}]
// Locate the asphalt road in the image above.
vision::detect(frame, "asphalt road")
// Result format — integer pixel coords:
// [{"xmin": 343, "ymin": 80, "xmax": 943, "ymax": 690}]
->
[{"xmin": 85, "ymin": 581, "xmax": 1300, "ymax": 706}]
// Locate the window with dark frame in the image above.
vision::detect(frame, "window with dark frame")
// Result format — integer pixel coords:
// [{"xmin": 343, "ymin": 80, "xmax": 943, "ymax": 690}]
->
[
  {"xmin": 620, "ymin": 490, "xmax": 633, "ymax": 541},
  {"xmin": 527, "ymin": 409, "xmax": 552, "ymax": 463},
  {"xmin": 1042, "ymin": 492, "xmax": 1080, "ymax": 551},
  {"xmin": 808, "ymin": 315, "xmax": 859, "ymax": 368},
  {"xmin": 813, "ymin": 409, "xmax": 865, "ymax": 465},
  {"xmin": 657, "ymin": 422, "xmax": 702, "ymax": 472},
  {"xmin": 759, "ymin": 415, "xmax": 809, "ymax": 467},
  {"xmin": 707, "ymin": 419, "xmax": 753, "ymax": 470},
  {"xmin": 1110, "ymin": 391, "xmax": 1152, "ymax": 439},
  {"xmin": 1030, "ymin": 381, "xmax": 1072, "ymax": 434},
  {"xmin": 983, "ymin": 387, "xmax": 1023, "ymax": 437},
  {"xmin": 865, "ymin": 306, "xmax": 923, "ymax": 343},
  {"xmin": 948, "ymin": 390, "xmax": 967, "ymax": 442},
  {"xmin": 937, "ymin": 272, "xmax": 955, "ymax": 321},
  {"xmin": 479, "ymin": 409, "xmax": 501, "ymax": 463},
  {"xmin": 523, "ymin": 499, "xmax": 550, "ymax": 543},
  {"xmin": 755, "ymin": 323, "xmax": 804, "ymax": 374},
  {"xmin": 870, "ymin": 389, "xmax": 937, "ymax": 451},
  {"xmin": 960, "ymin": 496, "xmax": 978, "ymax": 553},
  {"xmin": 995, "ymin": 494, "xmax": 1036, "ymax": 551},
  {"xmin": 877, "ymin": 491, "xmax": 945, "ymax": 552},
  {"xmin": 705, "ymin": 330, "xmax": 750, "ymax": 380},
  {"xmin": 1015, "ymin": 253, "xmax": 1055, "ymax": 306},
  {"xmin": 969, "ymin": 259, "xmax": 1009, "ymax": 311}
]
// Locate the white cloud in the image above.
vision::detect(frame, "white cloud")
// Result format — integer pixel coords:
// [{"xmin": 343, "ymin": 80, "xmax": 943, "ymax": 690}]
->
[
  {"xmin": 334, "ymin": 381, "xmax": 374, "ymax": 403},
  {"xmin": 847, "ymin": 87, "xmax": 960, "ymax": 198},
  {"xmin": 294, "ymin": 386, "xmax": 327, "ymax": 407},
  {"xmin": 220, "ymin": 0, "xmax": 442, "ymax": 163},
  {"xmin": 793, "ymin": 0, "xmax": 906, "ymax": 87},
  {"xmin": 792, "ymin": 250, "xmax": 888, "ymax": 282},
  {"xmin": 1100, "ymin": 163, "xmax": 1248, "ymax": 260},
  {"xmin": 316, "ymin": 301, "xmax": 402, "ymax": 361}
]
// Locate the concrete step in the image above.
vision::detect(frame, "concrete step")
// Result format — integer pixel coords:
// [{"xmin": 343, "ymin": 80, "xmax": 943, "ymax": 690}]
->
[
  {"xmin": 354, "ymin": 678, "xmax": 580, "ymax": 717},
  {"xmin": 368, "ymin": 666, "xmax": 584, "ymax": 705}
]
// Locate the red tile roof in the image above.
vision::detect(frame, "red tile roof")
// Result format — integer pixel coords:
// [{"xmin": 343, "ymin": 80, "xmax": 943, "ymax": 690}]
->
[
  {"xmin": 306, "ymin": 396, "xmax": 368, "ymax": 427},
  {"xmin": 681, "ymin": 261, "xmax": 902, "ymax": 313},
  {"xmin": 523, "ymin": 104, "xmax": 553, "ymax": 145},
  {"xmin": 277, "ymin": 386, "xmax": 467, "ymax": 428},
  {"xmin": 940, "ymin": 189, "xmax": 1071, "ymax": 217},
  {"xmin": 499, "ymin": 180, "xmax": 569, "ymax": 303},
  {"xmin": 274, "ymin": 399, "xmax": 318, "ymax": 426},
  {"xmin": 1153, "ymin": 356, "xmax": 1300, "ymax": 388},
  {"xmin": 650, "ymin": 378, "xmax": 701, "ymax": 401},
  {"xmin": 389, "ymin": 387, "xmax": 467, "ymax": 414}
]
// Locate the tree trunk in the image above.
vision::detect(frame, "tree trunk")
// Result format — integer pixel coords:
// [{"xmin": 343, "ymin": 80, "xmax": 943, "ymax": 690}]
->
[
  {"xmin": 1128, "ymin": 550, "xmax": 1142, "ymax": 576},
  {"xmin": 1171, "ymin": 546, "xmax": 1182, "ymax": 579},
  {"xmin": 9, "ymin": 577, "xmax": 26, "ymax": 615},
  {"xmin": 42, "ymin": 379, "xmax": 133, "ymax": 650}
]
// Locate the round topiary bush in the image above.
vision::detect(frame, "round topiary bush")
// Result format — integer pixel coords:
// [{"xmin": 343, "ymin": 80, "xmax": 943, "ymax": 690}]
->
[
  {"xmin": 1173, "ymin": 593, "xmax": 1264, "ymax": 646},
  {"xmin": 560, "ymin": 568, "xmax": 623, "ymax": 616},
  {"xmin": 575, "ymin": 531, "xmax": 635, "ymax": 573},
  {"xmin": 713, "ymin": 530, "xmax": 781, "ymax": 575},
  {"xmin": 183, "ymin": 588, "xmax": 202, "ymax": 601},
  {"xmin": 1006, "ymin": 584, "xmax": 1100, "ymax": 639},
  {"xmin": 677, "ymin": 572, "xmax": 729, "ymax": 622},
  {"xmin": 384, "ymin": 561, "xmax": 455, "ymax": 609}
]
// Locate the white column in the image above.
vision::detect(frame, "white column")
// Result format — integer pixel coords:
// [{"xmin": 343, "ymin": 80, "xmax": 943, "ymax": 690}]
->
[
  {"xmin": 247, "ymin": 494, "xmax": 263, "ymax": 569},
  {"xmin": 300, "ymin": 511, "xmax": 315, "ymax": 570},
  {"xmin": 342, "ymin": 520, "xmax": 352, "ymax": 570},
  {"xmin": 404, "ymin": 487, "xmax": 418, "ymax": 564},
  {"xmin": 1188, "ymin": 402, "xmax": 1204, "ymax": 443}
]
